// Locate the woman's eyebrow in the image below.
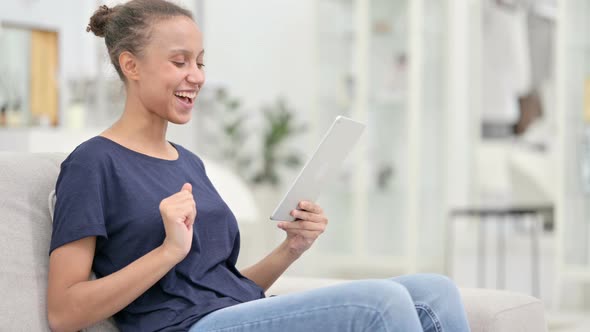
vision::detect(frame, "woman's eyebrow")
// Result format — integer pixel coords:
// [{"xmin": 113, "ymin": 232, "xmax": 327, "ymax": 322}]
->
[{"xmin": 169, "ymin": 49, "xmax": 205, "ymax": 57}]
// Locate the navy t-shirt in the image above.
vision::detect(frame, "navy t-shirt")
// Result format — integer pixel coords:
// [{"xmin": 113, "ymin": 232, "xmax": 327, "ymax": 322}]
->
[{"xmin": 50, "ymin": 136, "xmax": 265, "ymax": 332}]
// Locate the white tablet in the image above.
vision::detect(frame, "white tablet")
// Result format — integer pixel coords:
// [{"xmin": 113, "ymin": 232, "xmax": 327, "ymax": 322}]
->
[{"xmin": 270, "ymin": 115, "xmax": 365, "ymax": 221}]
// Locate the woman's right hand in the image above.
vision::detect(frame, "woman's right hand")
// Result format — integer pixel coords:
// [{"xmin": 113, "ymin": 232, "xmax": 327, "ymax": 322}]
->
[{"xmin": 159, "ymin": 183, "xmax": 197, "ymax": 262}]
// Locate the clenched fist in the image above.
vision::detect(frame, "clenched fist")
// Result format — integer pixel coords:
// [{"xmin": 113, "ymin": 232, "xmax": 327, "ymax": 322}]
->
[{"xmin": 159, "ymin": 183, "xmax": 197, "ymax": 262}]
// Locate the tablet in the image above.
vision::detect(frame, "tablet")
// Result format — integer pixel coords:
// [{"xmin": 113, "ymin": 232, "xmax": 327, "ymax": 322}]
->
[{"xmin": 270, "ymin": 115, "xmax": 365, "ymax": 221}]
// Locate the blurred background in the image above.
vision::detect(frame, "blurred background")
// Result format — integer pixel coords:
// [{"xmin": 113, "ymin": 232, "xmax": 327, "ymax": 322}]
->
[{"xmin": 1, "ymin": 0, "xmax": 589, "ymax": 330}]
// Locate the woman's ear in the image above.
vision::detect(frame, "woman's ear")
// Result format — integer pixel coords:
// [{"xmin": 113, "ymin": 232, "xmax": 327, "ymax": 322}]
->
[{"xmin": 119, "ymin": 51, "xmax": 140, "ymax": 81}]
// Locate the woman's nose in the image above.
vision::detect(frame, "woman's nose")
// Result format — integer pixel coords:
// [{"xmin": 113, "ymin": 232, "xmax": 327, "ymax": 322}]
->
[{"xmin": 186, "ymin": 63, "xmax": 204, "ymax": 85}]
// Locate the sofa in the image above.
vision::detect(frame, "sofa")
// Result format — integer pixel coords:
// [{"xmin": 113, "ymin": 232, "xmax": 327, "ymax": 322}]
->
[{"xmin": 0, "ymin": 152, "xmax": 548, "ymax": 331}]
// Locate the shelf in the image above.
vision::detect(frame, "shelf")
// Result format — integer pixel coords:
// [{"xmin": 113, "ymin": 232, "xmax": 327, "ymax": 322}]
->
[{"xmin": 311, "ymin": 0, "xmax": 448, "ymax": 275}]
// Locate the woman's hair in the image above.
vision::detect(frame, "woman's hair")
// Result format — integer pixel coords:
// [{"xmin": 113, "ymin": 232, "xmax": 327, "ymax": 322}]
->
[{"xmin": 86, "ymin": 0, "xmax": 193, "ymax": 80}]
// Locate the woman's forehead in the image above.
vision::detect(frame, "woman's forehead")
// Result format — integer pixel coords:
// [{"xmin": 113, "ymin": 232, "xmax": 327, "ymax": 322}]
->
[{"xmin": 149, "ymin": 17, "xmax": 202, "ymax": 54}]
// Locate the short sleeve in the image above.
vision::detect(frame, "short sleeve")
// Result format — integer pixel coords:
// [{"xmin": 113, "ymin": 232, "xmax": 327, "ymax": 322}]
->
[
  {"xmin": 49, "ymin": 160, "xmax": 108, "ymax": 255},
  {"xmin": 193, "ymin": 153, "xmax": 206, "ymax": 172}
]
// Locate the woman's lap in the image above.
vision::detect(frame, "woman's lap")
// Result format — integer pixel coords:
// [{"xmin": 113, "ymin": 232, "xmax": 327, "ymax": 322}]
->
[{"xmin": 189, "ymin": 274, "xmax": 469, "ymax": 332}]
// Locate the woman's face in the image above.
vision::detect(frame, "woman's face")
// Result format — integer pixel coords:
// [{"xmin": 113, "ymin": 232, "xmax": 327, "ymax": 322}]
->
[{"xmin": 134, "ymin": 16, "xmax": 205, "ymax": 124}]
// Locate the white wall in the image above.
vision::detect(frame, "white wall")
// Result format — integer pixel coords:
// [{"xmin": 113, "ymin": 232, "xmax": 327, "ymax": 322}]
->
[{"xmin": 201, "ymin": 0, "xmax": 317, "ymax": 122}]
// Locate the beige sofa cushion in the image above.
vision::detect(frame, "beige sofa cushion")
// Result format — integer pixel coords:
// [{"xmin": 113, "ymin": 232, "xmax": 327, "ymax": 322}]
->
[
  {"xmin": 0, "ymin": 153, "xmax": 65, "ymax": 331},
  {"xmin": 0, "ymin": 152, "xmax": 117, "ymax": 332}
]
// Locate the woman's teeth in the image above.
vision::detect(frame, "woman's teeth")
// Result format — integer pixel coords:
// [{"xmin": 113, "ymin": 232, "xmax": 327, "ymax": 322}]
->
[{"xmin": 174, "ymin": 91, "xmax": 196, "ymax": 102}]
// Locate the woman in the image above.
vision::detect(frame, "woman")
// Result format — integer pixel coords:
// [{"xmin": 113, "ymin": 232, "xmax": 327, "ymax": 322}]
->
[{"xmin": 47, "ymin": 1, "xmax": 471, "ymax": 331}]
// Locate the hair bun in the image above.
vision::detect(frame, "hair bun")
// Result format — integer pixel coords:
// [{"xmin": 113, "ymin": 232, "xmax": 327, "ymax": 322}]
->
[{"xmin": 86, "ymin": 5, "xmax": 114, "ymax": 37}]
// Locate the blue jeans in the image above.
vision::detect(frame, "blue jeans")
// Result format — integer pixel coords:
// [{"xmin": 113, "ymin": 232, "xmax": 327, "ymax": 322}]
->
[{"xmin": 189, "ymin": 274, "xmax": 470, "ymax": 332}]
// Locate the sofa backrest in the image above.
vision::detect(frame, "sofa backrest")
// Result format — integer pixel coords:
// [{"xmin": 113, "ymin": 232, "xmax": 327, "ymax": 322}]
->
[{"xmin": 0, "ymin": 152, "xmax": 117, "ymax": 331}]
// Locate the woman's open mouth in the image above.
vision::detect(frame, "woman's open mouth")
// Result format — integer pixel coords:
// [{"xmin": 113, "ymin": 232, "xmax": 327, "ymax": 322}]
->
[{"xmin": 174, "ymin": 91, "xmax": 197, "ymax": 109}]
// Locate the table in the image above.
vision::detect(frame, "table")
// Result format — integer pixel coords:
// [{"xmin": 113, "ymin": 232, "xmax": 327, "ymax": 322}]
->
[{"xmin": 445, "ymin": 204, "xmax": 553, "ymax": 298}]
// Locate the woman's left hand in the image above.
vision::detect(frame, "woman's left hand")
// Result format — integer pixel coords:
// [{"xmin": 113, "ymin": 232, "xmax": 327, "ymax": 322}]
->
[{"xmin": 277, "ymin": 201, "xmax": 328, "ymax": 257}]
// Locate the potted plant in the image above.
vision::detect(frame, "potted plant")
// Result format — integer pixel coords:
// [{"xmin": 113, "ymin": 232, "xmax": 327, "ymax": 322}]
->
[
  {"xmin": 197, "ymin": 87, "xmax": 253, "ymax": 180},
  {"xmin": 251, "ymin": 98, "xmax": 307, "ymax": 187}
]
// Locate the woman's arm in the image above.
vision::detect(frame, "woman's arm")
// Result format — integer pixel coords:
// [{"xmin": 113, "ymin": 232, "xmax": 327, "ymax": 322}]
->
[
  {"xmin": 47, "ymin": 237, "xmax": 180, "ymax": 332},
  {"xmin": 240, "ymin": 240, "xmax": 300, "ymax": 292},
  {"xmin": 240, "ymin": 201, "xmax": 328, "ymax": 292},
  {"xmin": 47, "ymin": 183, "xmax": 196, "ymax": 332}
]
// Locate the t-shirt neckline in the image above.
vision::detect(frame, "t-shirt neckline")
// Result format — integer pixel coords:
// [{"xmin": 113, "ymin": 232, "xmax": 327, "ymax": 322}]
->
[{"xmin": 94, "ymin": 136, "xmax": 182, "ymax": 163}]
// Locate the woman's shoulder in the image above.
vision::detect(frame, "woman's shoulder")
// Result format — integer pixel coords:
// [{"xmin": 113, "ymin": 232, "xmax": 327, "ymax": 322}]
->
[
  {"xmin": 62, "ymin": 136, "xmax": 114, "ymax": 169},
  {"xmin": 172, "ymin": 142, "xmax": 205, "ymax": 169}
]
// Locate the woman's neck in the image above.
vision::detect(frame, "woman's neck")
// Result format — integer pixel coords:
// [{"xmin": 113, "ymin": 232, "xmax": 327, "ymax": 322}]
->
[{"xmin": 100, "ymin": 96, "xmax": 177, "ymax": 160}]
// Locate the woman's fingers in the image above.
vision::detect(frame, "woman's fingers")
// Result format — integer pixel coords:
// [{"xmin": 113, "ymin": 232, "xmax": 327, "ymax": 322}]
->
[
  {"xmin": 298, "ymin": 201, "xmax": 323, "ymax": 214},
  {"xmin": 172, "ymin": 190, "xmax": 197, "ymax": 227},
  {"xmin": 279, "ymin": 220, "xmax": 326, "ymax": 233},
  {"xmin": 290, "ymin": 209, "xmax": 328, "ymax": 225}
]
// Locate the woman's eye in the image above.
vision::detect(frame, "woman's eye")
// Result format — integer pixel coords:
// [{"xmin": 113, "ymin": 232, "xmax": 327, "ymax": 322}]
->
[
  {"xmin": 172, "ymin": 61, "xmax": 185, "ymax": 67},
  {"xmin": 197, "ymin": 63, "xmax": 205, "ymax": 69}
]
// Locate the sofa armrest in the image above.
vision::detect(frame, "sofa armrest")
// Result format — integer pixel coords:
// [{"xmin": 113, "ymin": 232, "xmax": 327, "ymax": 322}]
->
[{"xmin": 461, "ymin": 288, "xmax": 547, "ymax": 332}]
